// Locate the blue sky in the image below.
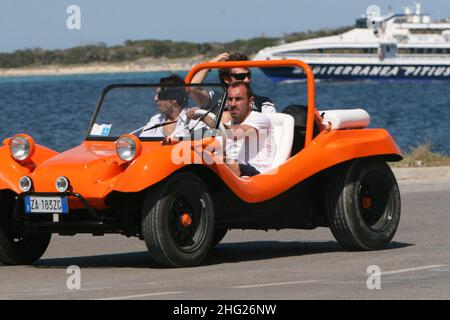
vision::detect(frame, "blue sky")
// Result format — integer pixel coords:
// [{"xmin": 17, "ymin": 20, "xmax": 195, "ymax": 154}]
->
[{"xmin": 1, "ymin": 0, "xmax": 449, "ymax": 52}]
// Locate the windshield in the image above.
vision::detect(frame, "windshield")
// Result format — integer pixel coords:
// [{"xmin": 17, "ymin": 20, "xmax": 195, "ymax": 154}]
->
[{"xmin": 86, "ymin": 83, "xmax": 226, "ymax": 141}]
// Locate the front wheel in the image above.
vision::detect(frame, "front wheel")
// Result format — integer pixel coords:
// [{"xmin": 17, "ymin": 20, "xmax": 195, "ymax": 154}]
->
[
  {"xmin": 325, "ymin": 159, "xmax": 401, "ymax": 251},
  {"xmin": 0, "ymin": 191, "xmax": 51, "ymax": 265},
  {"xmin": 211, "ymin": 228, "xmax": 228, "ymax": 248},
  {"xmin": 141, "ymin": 172, "xmax": 215, "ymax": 267}
]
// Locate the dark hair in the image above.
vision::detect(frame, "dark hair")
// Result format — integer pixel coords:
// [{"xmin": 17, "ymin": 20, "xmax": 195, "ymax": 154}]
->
[
  {"xmin": 228, "ymin": 81, "xmax": 253, "ymax": 99},
  {"xmin": 158, "ymin": 74, "xmax": 187, "ymax": 106},
  {"xmin": 218, "ymin": 52, "xmax": 249, "ymax": 85}
]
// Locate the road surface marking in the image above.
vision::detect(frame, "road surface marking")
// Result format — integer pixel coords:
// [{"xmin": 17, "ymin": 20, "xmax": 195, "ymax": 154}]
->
[
  {"xmin": 97, "ymin": 291, "xmax": 184, "ymax": 300},
  {"xmin": 377, "ymin": 265, "xmax": 448, "ymax": 276},
  {"xmin": 78, "ymin": 287, "xmax": 113, "ymax": 292},
  {"xmin": 230, "ymin": 280, "xmax": 322, "ymax": 289}
]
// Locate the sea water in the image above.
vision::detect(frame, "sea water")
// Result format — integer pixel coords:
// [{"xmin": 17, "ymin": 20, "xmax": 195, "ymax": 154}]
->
[{"xmin": 0, "ymin": 70, "xmax": 449, "ymax": 155}]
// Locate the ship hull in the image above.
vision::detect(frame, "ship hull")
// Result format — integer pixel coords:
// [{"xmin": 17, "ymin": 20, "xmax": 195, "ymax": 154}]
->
[{"xmin": 261, "ymin": 63, "xmax": 450, "ymax": 82}]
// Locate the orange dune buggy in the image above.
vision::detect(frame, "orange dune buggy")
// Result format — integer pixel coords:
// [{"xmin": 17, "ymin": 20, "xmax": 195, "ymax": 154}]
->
[{"xmin": 0, "ymin": 60, "xmax": 402, "ymax": 267}]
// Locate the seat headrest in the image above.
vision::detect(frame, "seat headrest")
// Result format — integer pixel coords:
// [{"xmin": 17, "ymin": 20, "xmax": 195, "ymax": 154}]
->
[{"xmin": 319, "ymin": 109, "xmax": 370, "ymax": 130}]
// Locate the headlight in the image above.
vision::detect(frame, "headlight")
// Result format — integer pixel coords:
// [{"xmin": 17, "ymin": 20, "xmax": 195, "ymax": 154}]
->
[
  {"xmin": 116, "ymin": 134, "xmax": 142, "ymax": 162},
  {"xmin": 10, "ymin": 134, "xmax": 35, "ymax": 162},
  {"xmin": 19, "ymin": 176, "xmax": 33, "ymax": 192},
  {"xmin": 55, "ymin": 176, "xmax": 70, "ymax": 192}
]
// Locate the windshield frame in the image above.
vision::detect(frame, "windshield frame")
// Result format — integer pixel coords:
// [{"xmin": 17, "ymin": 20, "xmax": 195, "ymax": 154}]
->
[{"xmin": 84, "ymin": 83, "xmax": 227, "ymax": 142}]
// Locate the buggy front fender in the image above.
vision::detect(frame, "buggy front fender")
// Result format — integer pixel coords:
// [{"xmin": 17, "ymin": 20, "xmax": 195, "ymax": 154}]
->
[
  {"xmin": 112, "ymin": 140, "xmax": 207, "ymax": 192},
  {"xmin": 0, "ymin": 142, "xmax": 59, "ymax": 194}
]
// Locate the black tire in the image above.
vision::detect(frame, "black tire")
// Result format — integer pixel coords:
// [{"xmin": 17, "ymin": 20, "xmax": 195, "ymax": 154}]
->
[
  {"xmin": 141, "ymin": 172, "xmax": 215, "ymax": 267},
  {"xmin": 0, "ymin": 191, "xmax": 51, "ymax": 265},
  {"xmin": 325, "ymin": 159, "xmax": 401, "ymax": 251},
  {"xmin": 211, "ymin": 228, "xmax": 228, "ymax": 247}
]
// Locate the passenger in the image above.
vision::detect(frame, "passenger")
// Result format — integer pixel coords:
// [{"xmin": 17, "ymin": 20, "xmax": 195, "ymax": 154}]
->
[
  {"xmin": 222, "ymin": 82, "xmax": 275, "ymax": 177},
  {"xmin": 191, "ymin": 52, "xmax": 276, "ymax": 114},
  {"xmin": 140, "ymin": 75, "xmax": 204, "ymax": 138}
]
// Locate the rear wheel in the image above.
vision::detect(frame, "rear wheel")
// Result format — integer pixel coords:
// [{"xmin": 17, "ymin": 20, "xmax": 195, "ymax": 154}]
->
[
  {"xmin": 141, "ymin": 172, "xmax": 215, "ymax": 267},
  {"xmin": 0, "ymin": 191, "xmax": 51, "ymax": 265},
  {"xmin": 325, "ymin": 159, "xmax": 401, "ymax": 251}
]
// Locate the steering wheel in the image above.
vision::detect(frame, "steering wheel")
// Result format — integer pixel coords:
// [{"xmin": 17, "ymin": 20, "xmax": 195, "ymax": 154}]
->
[{"xmin": 191, "ymin": 109, "xmax": 227, "ymax": 142}]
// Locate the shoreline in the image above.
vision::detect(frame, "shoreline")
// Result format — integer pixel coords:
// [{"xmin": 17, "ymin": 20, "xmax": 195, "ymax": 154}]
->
[
  {"xmin": 391, "ymin": 165, "xmax": 450, "ymax": 181},
  {"xmin": 0, "ymin": 58, "xmax": 199, "ymax": 78},
  {"xmin": 391, "ymin": 166, "xmax": 450, "ymax": 193}
]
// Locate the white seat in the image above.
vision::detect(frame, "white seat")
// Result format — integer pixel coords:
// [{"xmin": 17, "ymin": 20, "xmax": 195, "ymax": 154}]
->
[{"xmin": 266, "ymin": 113, "xmax": 295, "ymax": 169}]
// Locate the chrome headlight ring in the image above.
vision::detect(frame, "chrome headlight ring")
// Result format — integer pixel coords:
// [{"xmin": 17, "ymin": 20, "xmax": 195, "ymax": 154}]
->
[
  {"xmin": 19, "ymin": 176, "xmax": 33, "ymax": 192},
  {"xmin": 55, "ymin": 176, "xmax": 70, "ymax": 193},
  {"xmin": 10, "ymin": 134, "xmax": 35, "ymax": 162},
  {"xmin": 116, "ymin": 134, "xmax": 142, "ymax": 162}
]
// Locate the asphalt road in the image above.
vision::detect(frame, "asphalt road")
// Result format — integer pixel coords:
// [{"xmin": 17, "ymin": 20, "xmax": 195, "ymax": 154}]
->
[{"xmin": 0, "ymin": 178, "xmax": 449, "ymax": 300}]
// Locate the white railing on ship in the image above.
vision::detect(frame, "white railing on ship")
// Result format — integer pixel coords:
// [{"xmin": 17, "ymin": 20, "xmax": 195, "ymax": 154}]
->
[
  {"xmin": 397, "ymin": 54, "xmax": 450, "ymax": 60},
  {"xmin": 276, "ymin": 53, "xmax": 375, "ymax": 59},
  {"xmin": 277, "ymin": 53, "xmax": 450, "ymax": 60}
]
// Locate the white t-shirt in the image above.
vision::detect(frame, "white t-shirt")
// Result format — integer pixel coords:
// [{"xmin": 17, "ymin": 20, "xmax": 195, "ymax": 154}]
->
[
  {"xmin": 140, "ymin": 108, "xmax": 206, "ymax": 138},
  {"xmin": 226, "ymin": 111, "xmax": 275, "ymax": 173}
]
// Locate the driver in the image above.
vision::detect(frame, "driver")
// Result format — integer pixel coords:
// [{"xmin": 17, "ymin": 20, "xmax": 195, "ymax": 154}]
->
[
  {"xmin": 223, "ymin": 82, "xmax": 275, "ymax": 177},
  {"xmin": 187, "ymin": 82, "xmax": 275, "ymax": 176},
  {"xmin": 140, "ymin": 75, "xmax": 206, "ymax": 138}
]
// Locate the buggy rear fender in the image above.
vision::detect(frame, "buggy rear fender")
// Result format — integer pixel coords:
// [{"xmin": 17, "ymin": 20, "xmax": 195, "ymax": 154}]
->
[{"xmin": 209, "ymin": 128, "xmax": 402, "ymax": 203}]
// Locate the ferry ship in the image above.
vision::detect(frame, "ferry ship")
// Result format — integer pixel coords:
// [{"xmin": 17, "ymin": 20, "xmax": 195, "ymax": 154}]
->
[{"xmin": 254, "ymin": 2, "xmax": 450, "ymax": 81}]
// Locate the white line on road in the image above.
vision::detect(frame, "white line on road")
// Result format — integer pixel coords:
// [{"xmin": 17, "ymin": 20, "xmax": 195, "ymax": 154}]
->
[
  {"xmin": 375, "ymin": 265, "xmax": 448, "ymax": 276},
  {"xmin": 0, "ymin": 287, "xmax": 114, "ymax": 299},
  {"xmin": 79, "ymin": 287, "xmax": 113, "ymax": 292},
  {"xmin": 230, "ymin": 280, "xmax": 322, "ymax": 289},
  {"xmin": 97, "ymin": 291, "xmax": 184, "ymax": 300}
]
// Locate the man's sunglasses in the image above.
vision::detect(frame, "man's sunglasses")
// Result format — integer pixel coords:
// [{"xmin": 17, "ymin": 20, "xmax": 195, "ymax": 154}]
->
[{"xmin": 229, "ymin": 71, "xmax": 252, "ymax": 81}]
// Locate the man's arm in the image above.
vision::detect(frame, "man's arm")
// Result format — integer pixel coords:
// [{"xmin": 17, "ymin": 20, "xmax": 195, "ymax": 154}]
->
[
  {"xmin": 224, "ymin": 112, "xmax": 271, "ymax": 139},
  {"xmin": 186, "ymin": 107, "xmax": 215, "ymax": 128},
  {"xmin": 190, "ymin": 52, "xmax": 230, "ymax": 84}
]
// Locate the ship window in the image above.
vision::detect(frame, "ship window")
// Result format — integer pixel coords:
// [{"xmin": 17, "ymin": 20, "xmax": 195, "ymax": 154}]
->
[
  {"xmin": 282, "ymin": 47, "xmax": 377, "ymax": 55},
  {"xmin": 394, "ymin": 18, "xmax": 408, "ymax": 24},
  {"xmin": 397, "ymin": 48, "xmax": 450, "ymax": 55},
  {"xmin": 398, "ymin": 48, "xmax": 410, "ymax": 54},
  {"xmin": 410, "ymin": 29, "xmax": 443, "ymax": 35}
]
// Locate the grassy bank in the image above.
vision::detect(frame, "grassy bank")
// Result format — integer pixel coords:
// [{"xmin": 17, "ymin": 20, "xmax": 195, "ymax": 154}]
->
[
  {"xmin": 0, "ymin": 27, "xmax": 351, "ymax": 69},
  {"xmin": 391, "ymin": 143, "xmax": 450, "ymax": 168}
]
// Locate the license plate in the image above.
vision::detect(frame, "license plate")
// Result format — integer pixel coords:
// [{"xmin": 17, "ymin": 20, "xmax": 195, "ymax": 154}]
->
[{"xmin": 25, "ymin": 196, "xmax": 69, "ymax": 214}]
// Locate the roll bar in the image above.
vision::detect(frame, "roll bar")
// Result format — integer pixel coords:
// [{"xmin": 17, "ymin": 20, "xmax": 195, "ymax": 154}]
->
[{"xmin": 185, "ymin": 59, "xmax": 317, "ymax": 147}]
